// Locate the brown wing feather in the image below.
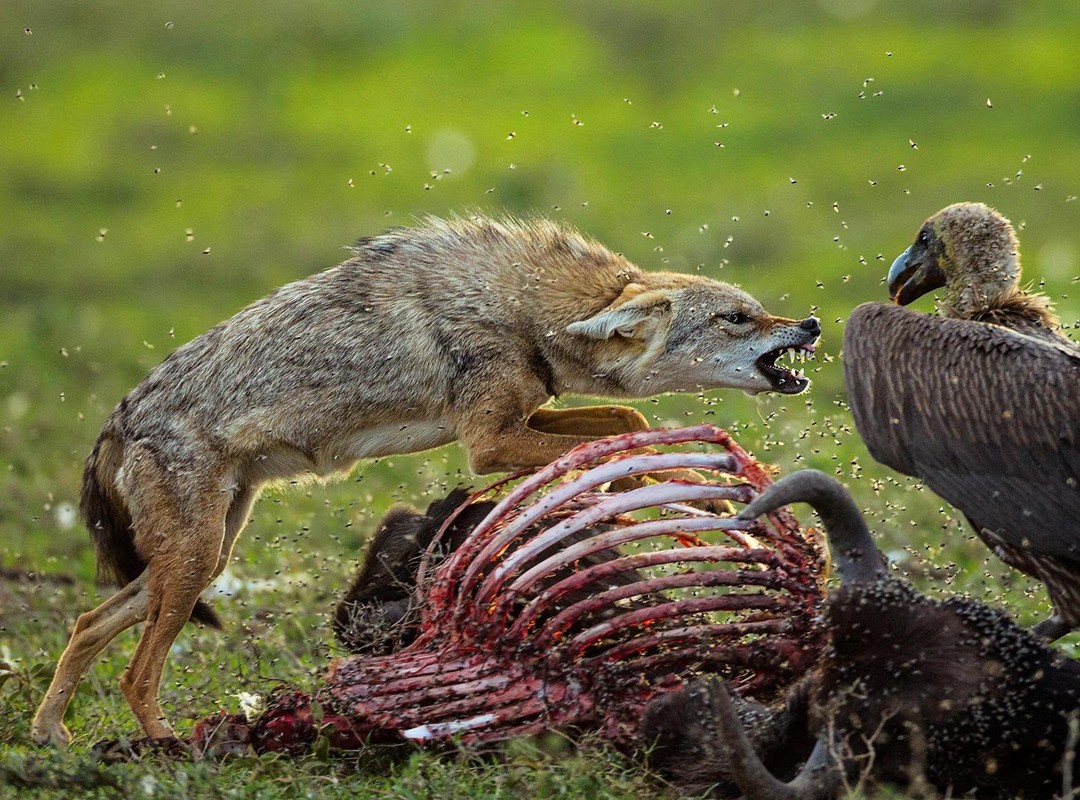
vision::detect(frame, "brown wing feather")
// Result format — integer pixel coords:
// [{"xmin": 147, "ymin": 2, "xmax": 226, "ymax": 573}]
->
[{"xmin": 843, "ymin": 302, "xmax": 1080, "ymax": 561}]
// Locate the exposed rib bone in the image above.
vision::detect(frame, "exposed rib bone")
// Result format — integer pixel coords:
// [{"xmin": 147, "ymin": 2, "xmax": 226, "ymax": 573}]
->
[
  {"xmin": 511, "ymin": 560, "xmax": 784, "ymax": 643},
  {"xmin": 540, "ymin": 580, "xmax": 792, "ymax": 642},
  {"xmin": 457, "ymin": 450, "xmax": 742, "ymax": 608},
  {"xmin": 480, "ymin": 482, "xmax": 756, "ymax": 603}
]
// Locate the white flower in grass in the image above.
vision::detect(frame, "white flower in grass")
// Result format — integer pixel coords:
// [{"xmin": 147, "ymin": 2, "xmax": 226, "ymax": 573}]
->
[{"xmin": 235, "ymin": 690, "xmax": 264, "ymax": 718}]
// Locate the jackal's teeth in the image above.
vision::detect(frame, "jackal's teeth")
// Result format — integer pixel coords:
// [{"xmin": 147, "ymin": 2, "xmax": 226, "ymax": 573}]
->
[{"xmin": 788, "ymin": 350, "xmax": 796, "ymax": 364}]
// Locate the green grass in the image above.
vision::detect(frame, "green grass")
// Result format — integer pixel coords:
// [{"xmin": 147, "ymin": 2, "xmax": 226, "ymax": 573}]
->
[{"xmin": 2, "ymin": 1, "xmax": 1079, "ymax": 796}]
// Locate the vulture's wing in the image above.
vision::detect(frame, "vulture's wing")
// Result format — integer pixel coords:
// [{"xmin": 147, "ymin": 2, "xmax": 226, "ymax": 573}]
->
[{"xmin": 843, "ymin": 302, "xmax": 1080, "ymax": 560}]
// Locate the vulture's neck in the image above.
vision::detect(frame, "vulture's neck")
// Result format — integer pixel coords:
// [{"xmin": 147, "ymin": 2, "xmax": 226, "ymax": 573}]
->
[{"xmin": 956, "ymin": 285, "xmax": 1061, "ymax": 336}]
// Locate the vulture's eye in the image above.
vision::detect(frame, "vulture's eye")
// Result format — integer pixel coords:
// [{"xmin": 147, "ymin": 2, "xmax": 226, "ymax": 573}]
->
[
  {"xmin": 918, "ymin": 230, "xmax": 931, "ymax": 245},
  {"xmin": 724, "ymin": 312, "xmax": 750, "ymax": 324}
]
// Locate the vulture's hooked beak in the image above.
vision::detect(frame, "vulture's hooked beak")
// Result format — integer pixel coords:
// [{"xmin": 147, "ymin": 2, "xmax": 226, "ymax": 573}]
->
[{"xmin": 887, "ymin": 245, "xmax": 946, "ymax": 305}]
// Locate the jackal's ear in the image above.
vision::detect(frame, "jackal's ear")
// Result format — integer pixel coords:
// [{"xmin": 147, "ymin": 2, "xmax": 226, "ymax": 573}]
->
[{"xmin": 566, "ymin": 285, "xmax": 671, "ymax": 340}]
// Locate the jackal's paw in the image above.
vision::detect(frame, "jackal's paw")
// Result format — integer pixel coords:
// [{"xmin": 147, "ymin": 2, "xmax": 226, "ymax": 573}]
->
[
  {"xmin": 30, "ymin": 717, "xmax": 72, "ymax": 748},
  {"xmin": 694, "ymin": 496, "xmax": 737, "ymax": 516}
]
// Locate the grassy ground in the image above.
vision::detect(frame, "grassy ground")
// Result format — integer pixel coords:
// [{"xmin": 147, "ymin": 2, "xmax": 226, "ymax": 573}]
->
[{"xmin": 2, "ymin": 1, "xmax": 1079, "ymax": 797}]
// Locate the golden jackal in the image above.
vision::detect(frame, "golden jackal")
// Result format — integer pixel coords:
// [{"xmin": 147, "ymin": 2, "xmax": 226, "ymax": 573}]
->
[{"xmin": 33, "ymin": 215, "xmax": 819, "ymax": 745}]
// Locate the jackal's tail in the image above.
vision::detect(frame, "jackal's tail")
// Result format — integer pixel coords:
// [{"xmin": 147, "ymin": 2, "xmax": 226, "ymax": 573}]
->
[{"xmin": 80, "ymin": 434, "xmax": 222, "ymax": 630}]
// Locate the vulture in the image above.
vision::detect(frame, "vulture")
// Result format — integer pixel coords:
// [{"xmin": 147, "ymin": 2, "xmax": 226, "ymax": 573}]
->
[{"xmin": 843, "ymin": 202, "xmax": 1080, "ymax": 639}]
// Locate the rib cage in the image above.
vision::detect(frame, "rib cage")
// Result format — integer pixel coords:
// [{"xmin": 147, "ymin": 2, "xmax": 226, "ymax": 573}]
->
[
  {"xmin": 316, "ymin": 424, "xmax": 827, "ymax": 747},
  {"xmin": 140, "ymin": 424, "xmax": 829, "ymax": 758}
]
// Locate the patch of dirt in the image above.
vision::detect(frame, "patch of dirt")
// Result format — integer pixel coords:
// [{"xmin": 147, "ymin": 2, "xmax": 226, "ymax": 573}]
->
[{"xmin": 0, "ymin": 567, "xmax": 75, "ymax": 585}]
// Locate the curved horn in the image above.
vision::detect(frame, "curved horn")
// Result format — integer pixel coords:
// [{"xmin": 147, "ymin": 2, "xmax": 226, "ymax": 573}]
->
[
  {"xmin": 738, "ymin": 470, "xmax": 887, "ymax": 584},
  {"xmin": 707, "ymin": 679, "xmax": 842, "ymax": 800}
]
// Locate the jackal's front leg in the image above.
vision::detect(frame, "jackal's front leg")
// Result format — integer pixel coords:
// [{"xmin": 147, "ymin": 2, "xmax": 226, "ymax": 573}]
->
[
  {"xmin": 460, "ymin": 403, "xmax": 723, "ymax": 501},
  {"xmin": 525, "ymin": 405, "xmax": 650, "ymax": 437},
  {"xmin": 460, "ymin": 409, "xmax": 603, "ymax": 475},
  {"xmin": 525, "ymin": 405, "xmax": 655, "ymax": 490},
  {"xmin": 526, "ymin": 405, "xmax": 734, "ymax": 513}
]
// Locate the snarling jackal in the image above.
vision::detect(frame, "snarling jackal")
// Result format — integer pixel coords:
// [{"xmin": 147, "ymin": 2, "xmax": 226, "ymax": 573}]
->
[{"xmin": 33, "ymin": 215, "xmax": 819, "ymax": 745}]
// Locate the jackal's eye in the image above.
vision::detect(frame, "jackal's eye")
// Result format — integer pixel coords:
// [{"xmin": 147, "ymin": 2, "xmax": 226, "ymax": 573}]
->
[{"xmin": 724, "ymin": 312, "xmax": 750, "ymax": 324}]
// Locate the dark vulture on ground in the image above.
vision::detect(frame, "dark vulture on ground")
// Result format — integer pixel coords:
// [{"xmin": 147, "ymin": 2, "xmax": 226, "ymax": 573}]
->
[{"xmin": 843, "ymin": 202, "xmax": 1080, "ymax": 639}]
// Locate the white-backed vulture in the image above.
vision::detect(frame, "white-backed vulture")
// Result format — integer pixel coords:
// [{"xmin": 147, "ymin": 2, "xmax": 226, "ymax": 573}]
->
[{"xmin": 843, "ymin": 202, "xmax": 1080, "ymax": 639}]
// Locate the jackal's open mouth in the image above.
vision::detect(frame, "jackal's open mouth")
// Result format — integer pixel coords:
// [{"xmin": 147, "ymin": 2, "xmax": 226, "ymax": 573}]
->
[{"xmin": 756, "ymin": 342, "xmax": 816, "ymax": 394}]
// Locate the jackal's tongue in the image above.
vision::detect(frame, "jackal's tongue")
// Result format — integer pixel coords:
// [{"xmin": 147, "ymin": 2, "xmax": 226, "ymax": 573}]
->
[{"xmin": 756, "ymin": 347, "xmax": 809, "ymax": 393}]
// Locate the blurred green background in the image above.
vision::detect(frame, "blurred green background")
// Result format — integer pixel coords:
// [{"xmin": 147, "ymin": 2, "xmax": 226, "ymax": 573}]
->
[{"xmin": 1, "ymin": 0, "xmax": 1079, "ymax": 791}]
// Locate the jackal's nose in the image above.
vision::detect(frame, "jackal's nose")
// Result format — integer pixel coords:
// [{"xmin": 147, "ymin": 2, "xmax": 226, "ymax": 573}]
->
[{"xmin": 800, "ymin": 316, "xmax": 821, "ymax": 336}]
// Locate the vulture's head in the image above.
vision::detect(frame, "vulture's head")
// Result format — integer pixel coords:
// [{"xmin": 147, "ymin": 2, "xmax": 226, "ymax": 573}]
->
[{"xmin": 887, "ymin": 202, "xmax": 1021, "ymax": 317}]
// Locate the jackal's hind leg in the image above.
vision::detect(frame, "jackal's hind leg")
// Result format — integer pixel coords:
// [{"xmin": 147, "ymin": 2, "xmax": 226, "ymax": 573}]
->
[
  {"xmin": 118, "ymin": 526, "xmax": 224, "ymax": 739},
  {"xmin": 31, "ymin": 574, "xmax": 150, "ymax": 746},
  {"xmin": 116, "ymin": 452, "xmax": 233, "ymax": 740}
]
